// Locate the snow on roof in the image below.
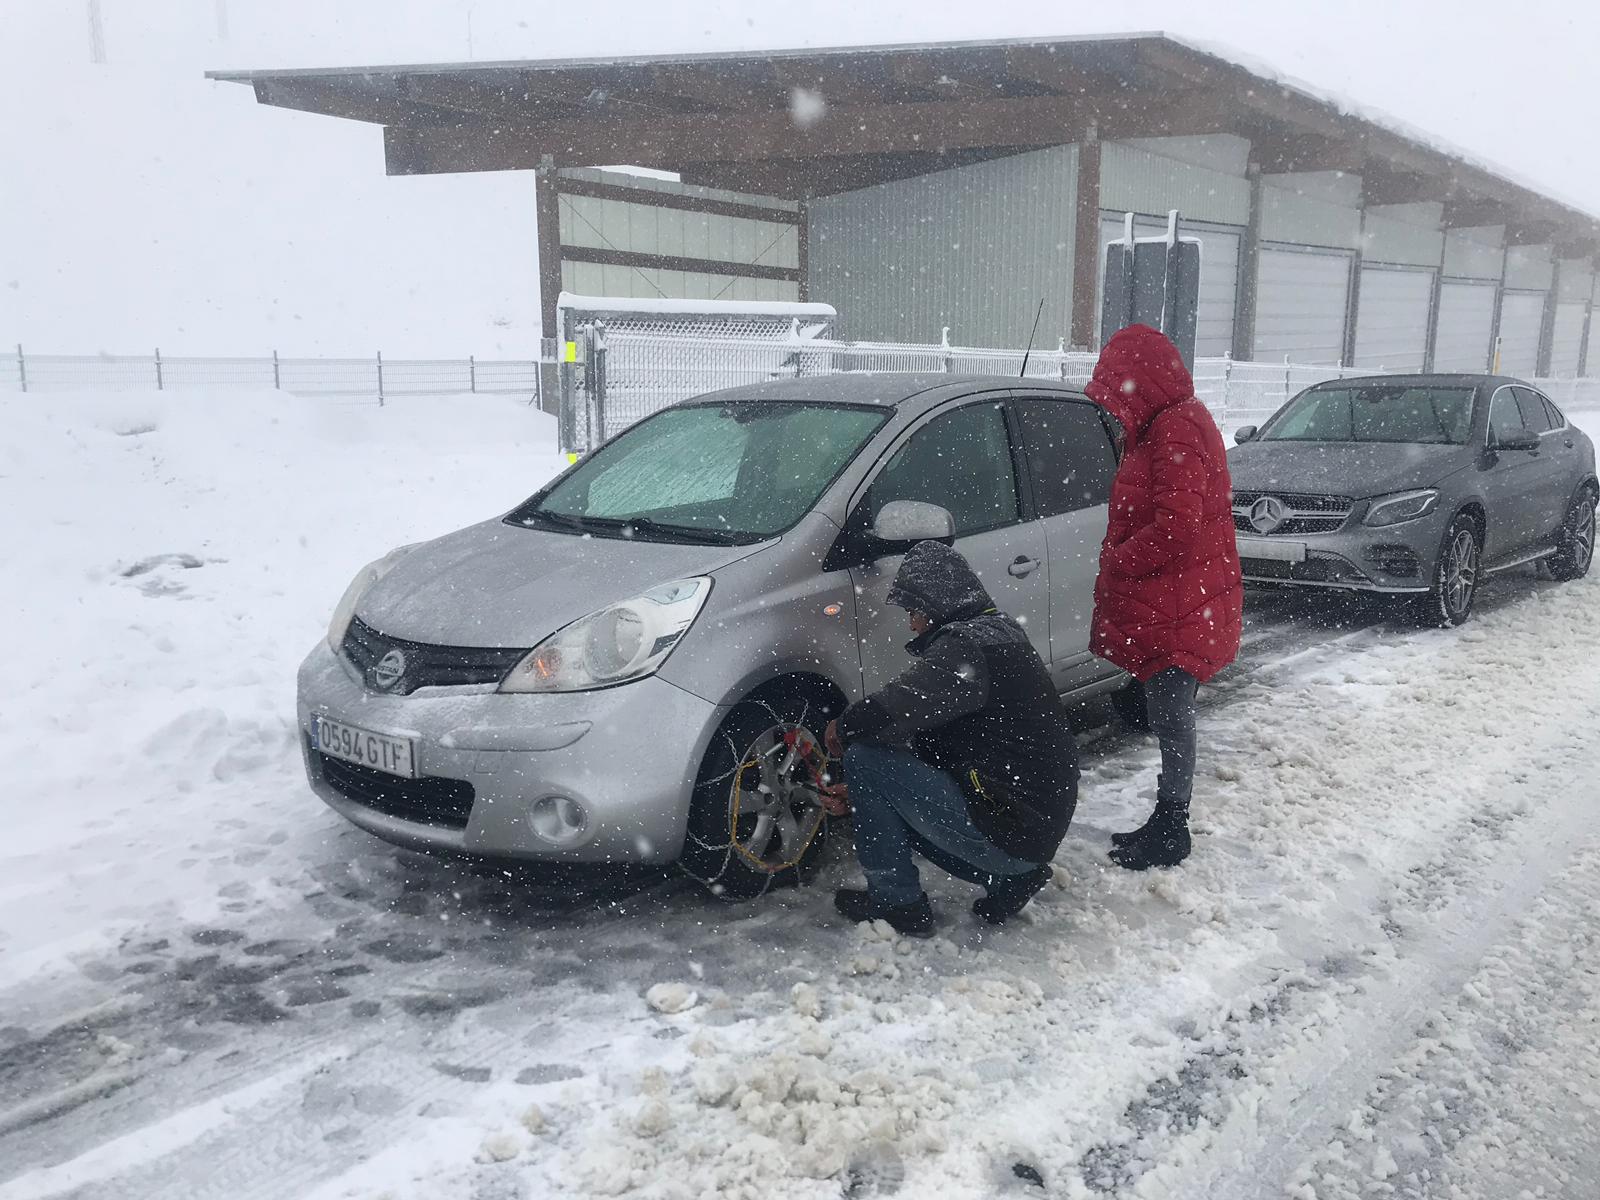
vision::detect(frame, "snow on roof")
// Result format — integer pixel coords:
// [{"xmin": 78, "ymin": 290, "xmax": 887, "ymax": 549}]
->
[{"xmin": 556, "ymin": 293, "xmax": 837, "ymax": 319}]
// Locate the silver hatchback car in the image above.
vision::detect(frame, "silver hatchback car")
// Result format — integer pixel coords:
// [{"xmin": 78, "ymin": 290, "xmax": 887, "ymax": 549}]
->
[{"xmin": 297, "ymin": 375, "xmax": 1126, "ymax": 896}]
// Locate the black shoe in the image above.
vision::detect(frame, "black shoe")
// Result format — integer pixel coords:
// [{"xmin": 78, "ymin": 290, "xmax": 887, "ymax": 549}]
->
[
  {"xmin": 833, "ymin": 888, "xmax": 936, "ymax": 938},
  {"xmin": 972, "ymin": 865, "xmax": 1052, "ymax": 925},
  {"xmin": 1108, "ymin": 821, "xmax": 1191, "ymax": 871},
  {"xmin": 1110, "ymin": 777, "xmax": 1173, "ymax": 848}
]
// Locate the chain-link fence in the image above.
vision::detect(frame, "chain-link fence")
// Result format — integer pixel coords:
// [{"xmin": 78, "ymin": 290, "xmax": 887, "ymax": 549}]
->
[
  {"xmin": 1, "ymin": 346, "xmax": 551, "ymax": 404},
  {"xmin": 561, "ymin": 325, "xmax": 1399, "ymax": 451}
]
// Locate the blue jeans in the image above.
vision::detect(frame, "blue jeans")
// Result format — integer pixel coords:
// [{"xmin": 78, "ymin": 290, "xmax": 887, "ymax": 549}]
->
[{"xmin": 844, "ymin": 742, "xmax": 1038, "ymax": 907}]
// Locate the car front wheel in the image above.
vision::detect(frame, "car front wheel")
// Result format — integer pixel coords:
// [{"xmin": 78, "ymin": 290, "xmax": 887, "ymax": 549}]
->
[
  {"xmin": 1547, "ymin": 486, "xmax": 1597, "ymax": 582},
  {"xmin": 1415, "ymin": 514, "xmax": 1481, "ymax": 628},
  {"xmin": 679, "ymin": 685, "xmax": 837, "ymax": 900}
]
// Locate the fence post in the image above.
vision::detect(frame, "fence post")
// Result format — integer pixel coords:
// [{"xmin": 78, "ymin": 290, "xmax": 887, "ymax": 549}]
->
[
  {"xmin": 1283, "ymin": 355, "xmax": 1291, "ymax": 406},
  {"xmin": 940, "ymin": 326, "xmax": 953, "ymax": 373},
  {"xmin": 1057, "ymin": 337, "xmax": 1069, "ymax": 382},
  {"xmin": 272, "ymin": 349, "xmax": 281, "ymax": 389},
  {"xmin": 469, "ymin": 354, "xmax": 477, "ymax": 393},
  {"xmin": 154, "ymin": 348, "xmax": 164, "ymax": 390},
  {"xmin": 376, "ymin": 351, "xmax": 385, "ymax": 406},
  {"xmin": 15, "ymin": 344, "xmax": 25, "ymax": 393},
  {"xmin": 1220, "ymin": 352, "xmax": 1233, "ymax": 426}
]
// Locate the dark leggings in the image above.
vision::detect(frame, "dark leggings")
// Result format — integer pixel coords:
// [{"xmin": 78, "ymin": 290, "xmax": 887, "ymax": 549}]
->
[{"xmin": 1145, "ymin": 668, "xmax": 1199, "ymax": 811}]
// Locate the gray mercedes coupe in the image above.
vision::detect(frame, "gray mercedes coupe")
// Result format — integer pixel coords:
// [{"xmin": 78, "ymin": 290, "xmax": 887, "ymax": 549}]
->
[{"xmin": 1229, "ymin": 375, "xmax": 1596, "ymax": 626}]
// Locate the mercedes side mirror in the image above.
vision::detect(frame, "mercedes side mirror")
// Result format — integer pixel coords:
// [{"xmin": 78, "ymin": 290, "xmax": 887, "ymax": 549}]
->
[
  {"xmin": 1493, "ymin": 427, "xmax": 1541, "ymax": 454},
  {"xmin": 869, "ymin": 500, "xmax": 956, "ymax": 546},
  {"xmin": 1234, "ymin": 425, "xmax": 1259, "ymax": 445}
]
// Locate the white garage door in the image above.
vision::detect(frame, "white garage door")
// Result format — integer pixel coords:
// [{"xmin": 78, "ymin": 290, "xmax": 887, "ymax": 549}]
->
[
  {"xmin": 1352, "ymin": 266, "xmax": 1434, "ymax": 371},
  {"xmin": 1099, "ymin": 215, "xmax": 1241, "ymax": 357},
  {"xmin": 1588, "ymin": 311, "xmax": 1600, "ymax": 377},
  {"xmin": 1496, "ymin": 291, "xmax": 1547, "ymax": 376},
  {"xmin": 1254, "ymin": 246, "xmax": 1353, "ymax": 365},
  {"xmin": 1432, "ymin": 280, "xmax": 1497, "ymax": 373},
  {"xmin": 1549, "ymin": 303, "xmax": 1588, "ymax": 378}
]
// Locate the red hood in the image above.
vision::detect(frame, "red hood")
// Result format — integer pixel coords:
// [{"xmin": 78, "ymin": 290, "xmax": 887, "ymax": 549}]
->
[{"xmin": 1084, "ymin": 324, "xmax": 1195, "ymax": 438}]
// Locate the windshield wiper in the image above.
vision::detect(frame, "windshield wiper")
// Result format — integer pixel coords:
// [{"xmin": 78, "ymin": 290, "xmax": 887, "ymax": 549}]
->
[
  {"xmin": 518, "ymin": 508, "xmax": 594, "ymax": 534},
  {"xmin": 608, "ymin": 516, "xmax": 750, "ymax": 545}
]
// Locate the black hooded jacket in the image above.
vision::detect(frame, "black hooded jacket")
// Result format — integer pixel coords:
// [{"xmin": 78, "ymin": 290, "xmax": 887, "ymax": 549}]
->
[{"xmin": 838, "ymin": 540, "xmax": 1079, "ymax": 863}]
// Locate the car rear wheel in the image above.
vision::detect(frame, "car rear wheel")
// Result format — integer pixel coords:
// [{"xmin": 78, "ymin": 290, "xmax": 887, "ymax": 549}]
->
[
  {"xmin": 679, "ymin": 685, "xmax": 838, "ymax": 900},
  {"xmin": 1547, "ymin": 487, "xmax": 1597, "ymax": 582},
  {"xmin": 1414, "ymin": 515, "xmax": 1481, "ymax": 628}
]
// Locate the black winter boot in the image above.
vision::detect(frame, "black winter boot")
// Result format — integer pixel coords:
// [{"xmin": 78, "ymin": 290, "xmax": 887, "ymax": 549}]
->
[
  {"xmin": 972, "ymin": 865, "xmax": 1052, "ymax": 924},
  {"xmin": 1109, "ymin": 782, "xmax": 1191, "ymax": 870},
  {"xmin": 1110, "ymin": 777, "xmax": 1175, "ymax": 847},
  {"xmin": 833, "ymin": 888, "xmax": 936, "ymax": 938}
]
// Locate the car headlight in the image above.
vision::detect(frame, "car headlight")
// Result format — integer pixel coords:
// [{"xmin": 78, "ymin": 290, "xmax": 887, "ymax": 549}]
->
[
  {"xmin": 1363, "ymin": 489, "xmax": 1440, "ymax": 528},
  {"xmin": 327, "ymin": 545, "xmax": 418, "ymax": 650},
  {"xmin": 499, "ymin": 577, "xmax": 712, "ymax": 694}
]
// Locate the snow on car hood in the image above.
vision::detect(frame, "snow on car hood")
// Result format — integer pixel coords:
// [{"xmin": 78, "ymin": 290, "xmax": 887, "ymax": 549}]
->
[
  {"xmin": 355, "ymin": 518, "xmax": 771, "ymax": 648},
  {"xmin": 1228, "ymin": 440, "xmax": 1467, "ymax": 498}
]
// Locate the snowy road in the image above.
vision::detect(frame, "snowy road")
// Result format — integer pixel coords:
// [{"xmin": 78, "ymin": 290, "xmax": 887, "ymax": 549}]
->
[{"xmin": 4, "ymin": 393, "xmax": 1600, "ymax": 1199}]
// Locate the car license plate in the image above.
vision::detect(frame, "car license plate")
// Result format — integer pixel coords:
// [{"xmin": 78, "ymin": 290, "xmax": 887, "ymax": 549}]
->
[
  {"xmin": 311, "ymin": 714, "xmax": 416, "ymax": 778},
  {"xmin": 1236, "ymin": 535, "xmax": 1307, "ymax": 564}
]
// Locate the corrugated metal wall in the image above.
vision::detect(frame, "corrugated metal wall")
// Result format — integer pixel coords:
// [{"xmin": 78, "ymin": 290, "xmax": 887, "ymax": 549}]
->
[
  {"xmin": 1352, "ymin": 265, "xmax": 1435, "ymax": 370},
  {"xmin": 1504, "ymin": 244, "xmax": 1555, "ymax": 291},
  {"xmin": 1258, "ymin": 172, "xmax": 1363, "ymax": 249},
  {"xmin": 1550, "ymin": 304, "xmax": 1588, "ymax": 377},
  {"xmin": 1362, "ymin": 204, "xmax": 1444, "ymax": 267},
  {"xmin": 557, "ymin": 168, "xmax": 800, "ymax": 304},
  {"xmin": 1100, "ymin": 138, "xmax": 1251, "ymax": 226},
  {"xmin": 808, "ymin": 146, "xmax": 1078, "ymax": 345},
  {"xmin": 1442, "ymin": 227, "xmax": 1505, "ymax": 280}
]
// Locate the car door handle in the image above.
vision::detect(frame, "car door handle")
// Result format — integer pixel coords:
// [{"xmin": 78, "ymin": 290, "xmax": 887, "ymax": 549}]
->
[{"xmin": 1008, "ymin": 555, "xmax": 1040, "ymax": 577}]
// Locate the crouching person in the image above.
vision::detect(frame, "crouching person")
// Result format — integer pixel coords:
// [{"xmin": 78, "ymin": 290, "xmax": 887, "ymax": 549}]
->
[{"xmin": 825, "ymin": 540, "xmax": 1079, "ymax": 937}]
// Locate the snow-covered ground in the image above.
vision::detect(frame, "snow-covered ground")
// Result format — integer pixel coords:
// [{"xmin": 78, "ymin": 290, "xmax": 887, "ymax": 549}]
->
[{"xmin": 4, "ymin": 392, "xmax": 1600, "ymax": 1199}]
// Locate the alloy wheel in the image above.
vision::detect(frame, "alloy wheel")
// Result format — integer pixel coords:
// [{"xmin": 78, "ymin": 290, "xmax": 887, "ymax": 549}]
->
[
  {"xmin": 1444, "ymin": 527, "xmax": 1479, "ymax": 616},
  {"xmin": 727, "ymin": 722, "xmax": 828, "ymax": 873},
  {"xmin": 1574, "ymin": 501, "xmax": 1596, "ymax": 572}
]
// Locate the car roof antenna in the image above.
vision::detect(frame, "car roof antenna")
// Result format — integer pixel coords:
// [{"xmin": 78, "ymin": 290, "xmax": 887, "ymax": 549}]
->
[{"xmin": 1018, "ymin": 298, "xmax": 1045, "ymax": 379}]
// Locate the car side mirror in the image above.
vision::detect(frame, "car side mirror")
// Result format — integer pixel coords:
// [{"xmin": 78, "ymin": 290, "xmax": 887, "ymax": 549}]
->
[
  {"xmin": 869, "ymin": 500, "xmax": 956, "ymax": 546},
  {"xmin": 1234, "ymin": 425, "xmax": 1259, "ymax": 445},
  {"xmin": 1492, "ymin": 427, "xmax": 1541, "ymax": 453}
]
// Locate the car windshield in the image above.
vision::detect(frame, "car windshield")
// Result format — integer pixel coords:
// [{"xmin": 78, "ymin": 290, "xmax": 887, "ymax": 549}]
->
[
  {"xmin": 1260, "ymin": 385, "xmax": 1477, "ymax": 445},
  {"xmin": 513, "ymin": 401, "xmax": 889, "ymax": 543}
]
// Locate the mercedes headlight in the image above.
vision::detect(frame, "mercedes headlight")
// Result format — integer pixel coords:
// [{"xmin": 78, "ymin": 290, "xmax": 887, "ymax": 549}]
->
[
  {"xmin": 1363, "ymin": 489, "xmax": 1439, "ymax": 528},
  {"xmin": 499, "ymin": 577, "xmax": 712, "ymax": 694},
  {"xmin": 327, "ymin": 545, "xmax": 418, "ymax": 649}
]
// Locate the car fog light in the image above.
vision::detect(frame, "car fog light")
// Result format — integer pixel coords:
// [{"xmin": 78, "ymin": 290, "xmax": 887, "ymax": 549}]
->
[{"xmin": 530, "ymin": 795, "xmax": 589, "ymax": 846}]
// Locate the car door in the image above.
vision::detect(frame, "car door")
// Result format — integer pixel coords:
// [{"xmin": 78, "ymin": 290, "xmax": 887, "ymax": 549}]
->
[
  {"xmin": 847, "ymin": 397, "xmax": 1050, "ymax": 695},
  {"xmin": 1011, "ymin": 393, "xmax": 1124, "ymax": 692},
  {"xmin": 1479, "ymin": 385, "xmax": 1553, "ymax": 559},
  {"xmin": 1514, "ymin": 386, "xmax": 1574, "ymax": 539}
]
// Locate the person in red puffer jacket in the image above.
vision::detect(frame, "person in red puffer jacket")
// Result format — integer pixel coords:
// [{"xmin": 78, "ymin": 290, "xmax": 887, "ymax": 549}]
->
[{"xmin": 1084, "ymin": 324, "xmax": 1242, "ymax": 870}]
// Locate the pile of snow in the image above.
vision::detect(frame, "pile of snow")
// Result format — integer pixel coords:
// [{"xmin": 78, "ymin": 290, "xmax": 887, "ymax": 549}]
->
[{"xmin": 0, "ymin": 389, "xmax": 565, "ymax": 984}]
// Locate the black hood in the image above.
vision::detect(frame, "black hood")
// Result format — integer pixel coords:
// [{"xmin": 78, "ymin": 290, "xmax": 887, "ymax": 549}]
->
[{"xmin": 886, "ymin": 540, "xmax": 995, "ymax": 626}]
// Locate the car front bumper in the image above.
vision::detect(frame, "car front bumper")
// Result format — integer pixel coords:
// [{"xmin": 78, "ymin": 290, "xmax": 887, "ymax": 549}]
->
[
  {"xmin": 296, "ymin": 639, "xmax": 724, "ymax": 864},
  {"xmin": 1236, "ymin": 510, "xmax": 1447, "ymax": 595}
]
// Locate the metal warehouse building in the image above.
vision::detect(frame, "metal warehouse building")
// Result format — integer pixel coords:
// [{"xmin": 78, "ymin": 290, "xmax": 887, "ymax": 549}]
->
[{"xmin": 210, "ymin": 33, "xmax": 1600, "ymax": 378}]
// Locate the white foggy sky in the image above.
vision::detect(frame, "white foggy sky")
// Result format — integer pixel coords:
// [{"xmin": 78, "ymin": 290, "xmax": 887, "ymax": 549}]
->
[{"xmin": 3, "ymin": 0, "xmax": 1596, "ymax": 355}]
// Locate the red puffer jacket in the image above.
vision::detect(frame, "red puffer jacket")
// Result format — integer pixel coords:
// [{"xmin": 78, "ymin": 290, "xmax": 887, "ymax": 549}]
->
[{"xmin": 1085, "ymin": 325, "xmax": 1242, "ymax": 684}]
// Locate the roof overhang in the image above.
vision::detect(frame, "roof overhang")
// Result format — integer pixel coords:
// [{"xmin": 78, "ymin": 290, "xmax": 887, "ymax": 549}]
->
[{"xmin": 207, "ymin": 33, "xmax": 1599, "ymax": 245}]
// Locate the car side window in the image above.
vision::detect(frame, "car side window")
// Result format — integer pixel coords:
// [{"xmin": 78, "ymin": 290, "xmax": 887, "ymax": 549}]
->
[
  {"xmin": 1015, "ymin": 398, "xmax": 1118, "ymax": 517},
  {"xmin": 1488, "ymin": 389, "xmax": 1527, "ymax": 446},
  {"xmin": 1542, "ymin": 396, "xmax": 1567, "ymax": 430},
  {"xmin": 1514, "ymin": 387, "xmax": 1553, "ymax": 434},
  {"xmin": 865, "ymin": 402, "xmax": 1020, "ymax": 537}
]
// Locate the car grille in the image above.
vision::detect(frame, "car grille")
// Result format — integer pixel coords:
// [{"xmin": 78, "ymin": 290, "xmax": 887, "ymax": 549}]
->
[
  {"xmin": 1232, "ymin": 490, "xmax": 1354, "ymax": 536},
  {"xmin": 342, "ymin": 616, "xmax": 528, "ymax": 695},
  {"xmin": 317, "ymin": 751, "xmax": 476, "ymax": 829}
]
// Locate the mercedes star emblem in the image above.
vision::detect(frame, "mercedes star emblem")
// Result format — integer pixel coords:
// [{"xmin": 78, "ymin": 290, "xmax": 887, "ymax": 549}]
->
[{"xmin": 1249, "ymin": 496, "xmax": 1289, "ymax": 535}]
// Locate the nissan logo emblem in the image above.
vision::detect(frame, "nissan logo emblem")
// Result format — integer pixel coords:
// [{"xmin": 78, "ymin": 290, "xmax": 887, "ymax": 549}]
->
[
  {"xmin": 371, "ymin": 648, "xmax": 406, "ymax": 691},
  {"xmin": 1250, "ymin": 496, "xmax": 1289, "ymax": 534}
]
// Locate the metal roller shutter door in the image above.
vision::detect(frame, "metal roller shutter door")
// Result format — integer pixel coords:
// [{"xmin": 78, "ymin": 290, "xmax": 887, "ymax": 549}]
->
[
  {"xmin": 1254, "ymin": 246, "xmax": 1353, "ymax": 365},
  {"xmin": 1549, "ymin": 303, "xmax": 1587, "ymax": 377},
  {"xmin": 1496, "ymin": 291, "xmax": 1546, "ymax": 376},
  {"xmin": 1352, "ymin": 266, "xmax": 1434, "ymax": 371},
  {"xmin": 1588, "ymin": 312, "xmax": 1600, "ymax": 377},
  {"xmin": 1099, "ymin": 215, "xmax": 1241, "ymax": 357},
  {"xmin": 1432, "ymin": 280, "xmax": 1497, "ymax": 372}
]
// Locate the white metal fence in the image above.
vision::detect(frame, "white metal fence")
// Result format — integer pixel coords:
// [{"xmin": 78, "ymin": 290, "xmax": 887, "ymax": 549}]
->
[
  {"xmin": 1, "ymin": 345, "xmax": 551, "ymax": 404},
  {"xmin": 563, "ymin": 327, "xmax": 1422, "ymax": 451}
]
